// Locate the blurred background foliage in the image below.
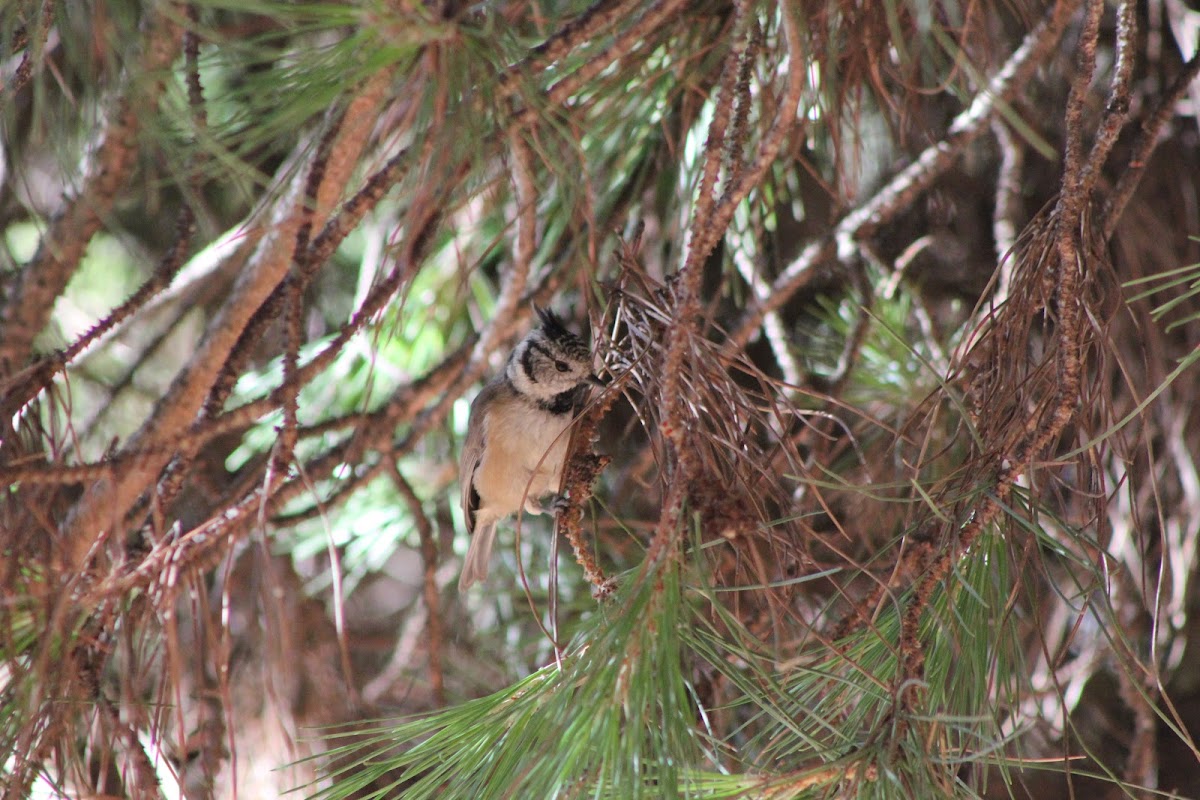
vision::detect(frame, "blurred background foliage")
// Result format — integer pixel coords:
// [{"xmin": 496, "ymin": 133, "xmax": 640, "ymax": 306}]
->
[{"xmin": 3, "ymin": 0, "xmax": 1200, "ymax": 798}]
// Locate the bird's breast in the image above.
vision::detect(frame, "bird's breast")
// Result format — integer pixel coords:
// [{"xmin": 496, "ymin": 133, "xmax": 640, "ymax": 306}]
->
[
  {"xmin": 472, "ymin": 401, "xmax": 573, "ymax": 513},
  {"xmin": 486, "ymin": 402, "xmax": 573, "ymax": 474}
]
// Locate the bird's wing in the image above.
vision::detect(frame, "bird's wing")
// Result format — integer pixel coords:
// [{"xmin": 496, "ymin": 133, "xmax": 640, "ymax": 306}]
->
[{"xmin": 459, "ymin": 381, "xmax": 501, "ymax": 533}]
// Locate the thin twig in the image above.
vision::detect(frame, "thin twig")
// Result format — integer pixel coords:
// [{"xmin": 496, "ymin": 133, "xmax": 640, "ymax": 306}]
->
[
  {"xmin": 0, "ymin": 0, "xmax": 55, "ymax": 101},
  {"xmin": 503, "ymin": 0, "xmax": 644, "ymax": 87},
  {"xmin": 1059, "ymin": 0, "xmax": 1104, "ymax": 207},
  {"xmin": 990, "ymin": 118, "xmax": 1024, "ymax": 302},
  {"xmin": 1078, "ymin": 0, "xmax": 1137, "ymax": 201},
  {"xmin": 1103, "ymin": 44, "xmax": 1200, "ymax": 238},
  {"xmin": 558, "ymin": 355, "xmax": 619, "ymax": 593},
  {"xmin": 515, "ymin": 0, "xmax": 690, "ymax": 131},
  {"xmin": 706, "ymin": 0, "xmax": 806, "ymax": 257},
  {"xmin": 681, "ymin": 0, "xmax": 749, "ymax": 275}
]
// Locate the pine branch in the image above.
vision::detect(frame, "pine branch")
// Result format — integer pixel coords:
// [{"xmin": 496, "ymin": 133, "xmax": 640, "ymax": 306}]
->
[
  {"xmin": 60, "ymin": 71, "xmax": 400, "ymax": 570},
  {"xmin": 726, "ymin": 0, "xmax": 1085, "ymax": 350},
  {"xmin": 0, "ymin": 6, "xmax": 182, "ymax": 373}
]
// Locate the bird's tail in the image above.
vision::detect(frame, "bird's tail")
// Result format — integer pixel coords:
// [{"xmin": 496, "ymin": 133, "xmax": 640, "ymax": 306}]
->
[{"xmin": 458, "ymin": 520, "xmax": 497, "ymax": 591}]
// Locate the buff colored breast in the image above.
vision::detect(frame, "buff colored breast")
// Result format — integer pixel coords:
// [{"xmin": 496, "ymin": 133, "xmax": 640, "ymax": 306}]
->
[{"xmin": 473, "ymin": 394, "xmax": 572, "ymax": 514}]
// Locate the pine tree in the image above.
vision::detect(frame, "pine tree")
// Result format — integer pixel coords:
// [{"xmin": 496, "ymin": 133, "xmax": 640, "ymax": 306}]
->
[{"xmin": 3, "ymin": 1, "xmax": 1200, "ymax": 797}]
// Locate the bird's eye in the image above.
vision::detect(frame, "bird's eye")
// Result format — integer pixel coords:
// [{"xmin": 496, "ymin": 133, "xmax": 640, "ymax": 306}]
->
[{"xmin": 555, "ymin": 361, "xmax": 571, "ymax": 372}]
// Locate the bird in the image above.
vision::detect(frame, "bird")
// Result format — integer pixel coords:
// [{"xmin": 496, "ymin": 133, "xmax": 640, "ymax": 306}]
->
[{"xmin": 458, "ymin": 307, "xmax": 602, "ymax": 591}]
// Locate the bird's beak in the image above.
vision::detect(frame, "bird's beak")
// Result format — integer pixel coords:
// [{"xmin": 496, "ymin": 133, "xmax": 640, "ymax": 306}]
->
[{"xmin": 588, "ymin": 373, "xmax": 607, "ymax": 388}]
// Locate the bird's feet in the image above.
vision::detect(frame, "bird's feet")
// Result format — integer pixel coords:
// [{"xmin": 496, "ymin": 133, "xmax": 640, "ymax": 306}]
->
[
  {"xmin": 549, "ymin": 493, "xmax": 572, "ymax": 516},
  {"xmin": 523, "ymin": 493, "xmax": 572, "ymax": 517}
]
